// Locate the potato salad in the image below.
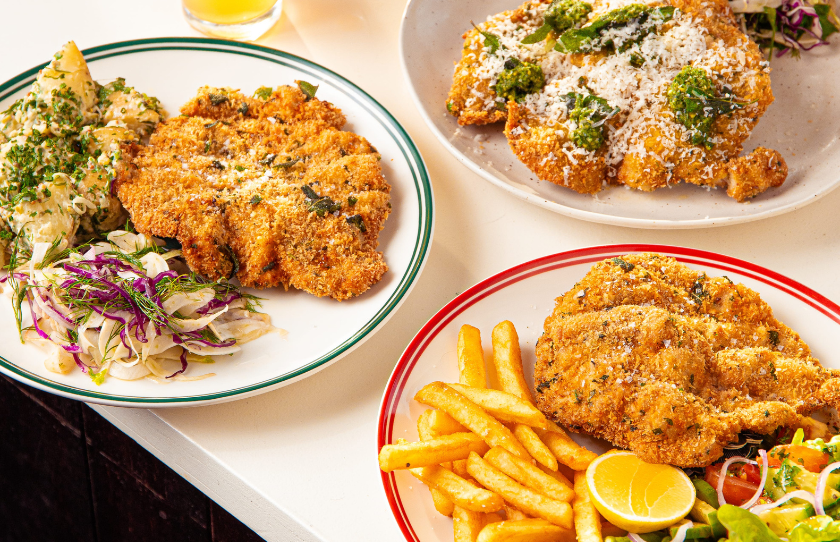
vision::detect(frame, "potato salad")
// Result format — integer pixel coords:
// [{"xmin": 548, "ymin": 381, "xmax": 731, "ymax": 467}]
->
[{"xmin": 0, "ymin": 41, "xmax": 163, "ymax": 263}]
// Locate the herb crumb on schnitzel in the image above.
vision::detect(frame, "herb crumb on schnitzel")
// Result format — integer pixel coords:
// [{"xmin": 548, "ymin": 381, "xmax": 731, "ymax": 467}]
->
[{"xmin": 115, "ymin": 83, "xmax": 390, "ymax": 301}]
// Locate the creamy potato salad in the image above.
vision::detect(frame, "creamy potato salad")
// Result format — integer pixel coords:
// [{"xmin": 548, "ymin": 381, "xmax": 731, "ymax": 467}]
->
[{"xmin": 0, "ymin": 41, "xmax": 163, "ymax": 264}]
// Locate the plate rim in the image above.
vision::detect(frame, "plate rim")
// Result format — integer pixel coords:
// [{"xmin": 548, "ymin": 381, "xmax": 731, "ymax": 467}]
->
[
  {"xmin": 398, "ymin": 0, "xmax": 840, "ymax": 230},
  {"xmin": 0, "ymin": 37, "xmax": 435, "ymax": 406},
  {"xmin": 376, "ymin": 244, "xmax": 840, "ymax": 541}
]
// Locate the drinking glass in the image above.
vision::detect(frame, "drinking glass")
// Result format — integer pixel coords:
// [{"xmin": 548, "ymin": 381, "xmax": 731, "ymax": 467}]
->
[{"xmin": 183, "ymin": 0, "xmax": 283, "ymax": 41}]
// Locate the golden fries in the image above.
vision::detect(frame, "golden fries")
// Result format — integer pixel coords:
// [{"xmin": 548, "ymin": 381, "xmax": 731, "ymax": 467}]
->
[
  {"xmin": 379, "ymin": 433, "xmax": 490, "ymax": 472},
  {"xmin": 466, "ymin": 452, "xmax": 573, "ymax": 529},
  {"xmin": 513, "ymin": 424, "xmax": 558, "ymax": 471},
  {"xmin": 414, "ymin": 382, "xmax": 530, "ymax": 460},
  {"xmin": 433, "ymin": 487, "xmax": 456, "ymax": 517},
  {"xmin": 477, "ymin": 519, "xmax": 575, "ymax": 542},
  {"xmin": 378, "ymin": 320, "xmax": 603, "ymax": 542},
  {"xmin": 453, "ymin": 506, "xmax": 486, "ymax": 542},
  {"xmin": 447, "ymin": 383, "xmax": 549, "ymax": 428},
  {"xmin": 453, "ymin": 459, "xmax": 470, "ymax": 479},
  {"xmin": 410, "ymin": 466, "xmax": 504, "ymax": 513},
  {"xmin": 534, "ymin": 426, "xmax": 598, "ymax": 471},
  {"xmin": 573, "ymin": 471, "xmax": 603, "ymax": 542},
  {"xmin": 504, "ymin": 504, "xmax": 530, "ymax": 521},
  {"xmin": 536, "ymin": 463, "xmax": 574, "ymax": 489},
  {"xmin": 458, "ymin": 325, "xmax": 487, "ymax": 388},
  {"xmin": 491, "ymin": 321, "xmax": 532, "ymax": 401},
  {"xmin": 484, "ymin": 447, "xmax": 574, "ymax": 502},
  {"xmin": 419, "ymin": 409, "xmax": 469, "ymax": 439}
]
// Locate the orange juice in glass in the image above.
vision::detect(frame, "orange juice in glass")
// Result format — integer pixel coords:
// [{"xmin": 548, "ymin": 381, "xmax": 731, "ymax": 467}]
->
[{"xmin": 183, "ymin": 0, "xmax": 282, "ymax": 41}]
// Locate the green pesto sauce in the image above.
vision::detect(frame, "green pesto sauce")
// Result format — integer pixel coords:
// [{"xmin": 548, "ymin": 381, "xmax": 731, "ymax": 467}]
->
[
  {"xmin": 666, "ymin": 66, "xmax": 745, "ymax": 149},
  {"xmin": 545, "ymin": 0, "xmax": 593, "ymax": 34},
  {"xmin": 562, "ymin": 92, "xmax": 619, "ymax": 151},
  {"xmin": 556, "ymin": 4, "xmax": 675, "ymax": 53},
  {"xmin": 493, "ymin": 58, "xmax": 545, "ymax": 103}
]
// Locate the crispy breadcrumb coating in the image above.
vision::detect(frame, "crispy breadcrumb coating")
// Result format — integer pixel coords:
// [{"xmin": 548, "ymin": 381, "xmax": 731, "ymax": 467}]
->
[
  {"xmin": 116, "ymin": 85, "xmax": 390, "ymax": 300},
  {"xmin": 534, "ymin": 254, "xmax": 834, "ymax": 467}
]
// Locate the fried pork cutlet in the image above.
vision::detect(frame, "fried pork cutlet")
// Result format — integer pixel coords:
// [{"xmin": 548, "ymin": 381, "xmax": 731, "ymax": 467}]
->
[
  {"xmin": 534, "ymin": 254, "xmax": 837, "ymax": 467},
  {"xmin": 116, "ymin": 85, "xmax": 390, "ymax": 300},
  {"xmin": 451, "ymin": 0, "xmax": 787, "ymax": 200}
]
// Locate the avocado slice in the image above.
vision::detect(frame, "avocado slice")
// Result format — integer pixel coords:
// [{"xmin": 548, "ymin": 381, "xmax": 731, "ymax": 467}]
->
[
  {"xmin": 669, "ymin": 521, "xmax": 712, "ymax": 540},
  {"xmin": 689, "ymin": 499, "xmax": 726, "ymax": 538},
  {"xmin": 692, "ymin": 478, "xmax": 720, "ymax": 508},
  {"xmin": 756, "ymin": 502, "xmax": 814, "ymax": 536}
]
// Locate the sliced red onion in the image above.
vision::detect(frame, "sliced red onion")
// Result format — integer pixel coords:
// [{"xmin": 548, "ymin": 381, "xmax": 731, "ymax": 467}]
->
[
  {"xmin": 741, "ymin": 449, "xmax": 769, "ymax": 509},
  {"xmin": 627, "ymin": 534, "xmax": 645, "ymax": 542},
  {"xmin": 671, "ymin": 521, "xmax": 693, "ymax": 542},
  {"xmin": 750, "ymin": 489, "xmax": 816, "ymax": 514},
  {"xmin": 814, "ymin": 461, "xmax": 840, "ymax": 515},
  {"xmin": 717, "ymin": 456, "xmax": 757, "ymax": 506}
]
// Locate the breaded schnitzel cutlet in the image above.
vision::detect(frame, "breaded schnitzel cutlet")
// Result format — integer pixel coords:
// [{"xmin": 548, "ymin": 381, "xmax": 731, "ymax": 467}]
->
[
  {"xmin": 448, "ymin": 0, "xmax": 787, "ymax": 199},
  {"xmin": 534, "ymin": 254, "xmax": 840, "ymax": 467},
  {"xmin": 116, "ymin": 84, "xmax": 391, "ymax": 301}
]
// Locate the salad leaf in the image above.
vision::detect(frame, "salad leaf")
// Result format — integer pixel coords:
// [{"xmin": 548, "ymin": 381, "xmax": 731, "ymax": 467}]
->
[
  {"xmin": 789, "ymin": 516, "xmax": 840, "ymax": 542},
  {"xmin": 717, "ymin": 504, "xmax": 783, "ymax": 542},
  {"xmin": 764, "ymin": 6, "xmax": 778, "ymax": 59}
]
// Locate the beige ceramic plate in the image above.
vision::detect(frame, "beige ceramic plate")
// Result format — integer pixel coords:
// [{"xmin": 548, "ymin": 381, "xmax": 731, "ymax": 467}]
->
[{"xmin": 400, "ymin": 0, "xmax": 840, "ymax": 228}]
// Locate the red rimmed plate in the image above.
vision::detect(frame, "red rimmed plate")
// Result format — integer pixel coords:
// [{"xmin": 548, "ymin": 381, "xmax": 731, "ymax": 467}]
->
[{"xmin": 377, "ymin": 245, "xmax": 840, "ymax": 542}]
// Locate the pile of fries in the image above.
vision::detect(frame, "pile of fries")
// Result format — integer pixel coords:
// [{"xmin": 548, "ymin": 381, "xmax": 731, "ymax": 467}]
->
[{"xmin": 379, "ymin": 321, "xmax": 627, "ymax": 542}]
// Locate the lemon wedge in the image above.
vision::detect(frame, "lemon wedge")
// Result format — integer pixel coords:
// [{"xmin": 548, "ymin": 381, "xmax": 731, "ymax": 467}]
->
[{"xmin": 585, "ymin": 450, "xmax": 695, "ymax": 533}]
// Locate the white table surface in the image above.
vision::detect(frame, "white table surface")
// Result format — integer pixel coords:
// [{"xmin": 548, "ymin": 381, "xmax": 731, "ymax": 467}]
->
[{"xmin": 2, "ymin": 1, "xmax": 839, "ymax": 540}]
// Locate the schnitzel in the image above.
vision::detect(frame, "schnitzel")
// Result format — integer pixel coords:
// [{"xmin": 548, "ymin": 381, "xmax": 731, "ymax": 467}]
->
[
  {"xmin": 448, "ymin": 0, "xmax": 788, "ymax": 200},
  {"xmin": 115, "ymin": 84, "xmax": 391, "ymax": 301},
  {"xmin": 534, "ymin": 254, "xmax": 837, "ymax": 467}
]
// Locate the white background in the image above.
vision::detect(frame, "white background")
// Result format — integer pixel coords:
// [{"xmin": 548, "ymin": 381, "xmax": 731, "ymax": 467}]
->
[{"xmin": 1, "ymin": 1, "xmax": 839, "ymax": 541}]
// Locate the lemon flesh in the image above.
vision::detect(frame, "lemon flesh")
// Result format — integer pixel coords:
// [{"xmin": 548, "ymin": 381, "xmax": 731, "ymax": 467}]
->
[{"xmin": 586, "ymin": 450, "xmax": 695, "ymax": 533}]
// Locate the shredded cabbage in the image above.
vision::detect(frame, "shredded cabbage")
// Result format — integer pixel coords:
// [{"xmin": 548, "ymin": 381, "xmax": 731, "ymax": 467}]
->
[{"xmin": 4, "ymin": 230, "xmax": 278, "ymax": 384}]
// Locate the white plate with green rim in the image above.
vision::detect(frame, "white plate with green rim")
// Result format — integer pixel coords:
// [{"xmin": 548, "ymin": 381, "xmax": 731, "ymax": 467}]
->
[
  {"xmin": 400, "ymin": 0, "xmax": 840, "ymax": 229},
  {"xmin": 0, "ymin": 38, "xmax": 434, "ymax": 407}
]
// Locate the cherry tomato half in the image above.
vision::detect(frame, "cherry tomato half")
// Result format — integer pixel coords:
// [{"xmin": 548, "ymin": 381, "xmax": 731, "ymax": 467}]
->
[{"xmin": 705, "ymin": 465, "xmax": 760, "ymax": 506}]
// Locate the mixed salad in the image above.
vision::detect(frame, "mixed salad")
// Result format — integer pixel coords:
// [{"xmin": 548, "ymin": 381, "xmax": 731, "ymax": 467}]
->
[
  {"xmin": 608, "ymin": 422, "xmax": 840, "ymax": 542},
  {"xmin": 729, "ymin": 0, "xmax": 839, "ymax": 57},
  {"xmin": 3, "ymin": 230, "xmax": 275, "ymax": 384}
]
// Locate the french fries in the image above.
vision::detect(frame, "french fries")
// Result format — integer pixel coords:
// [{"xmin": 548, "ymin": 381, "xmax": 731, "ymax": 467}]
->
[
  {"xmin": 466, "ymin": 452, "xmax": 574, "ymax": 529},
  {"xmin": 477, "ymin": 519, "xmax": 575, "ymax": 542},
  {"xmin": 458, "ymin": 325, "xmax": 487, "ymax": 388},
  {"xmin": 572, "ymin": 471, "xmax": 603, "ymax": 542},
  {"xmin": 415, "ymin": 382, "xmax": 530, "ymax": 460},
  {"xmin": 513, "ymin": 424, "xmax": 558, "ymax": 471},
  {"xmin": 379, "ymin": 433, "xmax": 490, "ymax": 472},
  {"xmin": 491, "ymin": 321, "xmax": 532, "ymax": 401},
  {"xmin": 447, "ymin": 383, "xmax": 549, "ymax": 428},
  {"xmin": 433, "ymin": 488, "xmax": 456, "ymax": 517},
  {"xmin": 534, "ymin": 426, "xmax": 598, "ymax": 471},
  {"xmin": 410, "ymin": 466, "xmax": 504, "ymax": 513},
  {"xmin": 484, "ymin": 447, "xmax": 574, "ymax": 502},
  {"xmin": 537, "ymin": 463, "xmax": 574, "ymax": 489},
  {"xmin": 453, "ymin": 506, "xmax": 486, "ymax": 542},
  {"xmin": 419, "ymin": 408, "xmax": 469, "ymax": 439},
  {"xmin": 378, "ymin": 320, "xmax": 603, "ymax": 542},
  {"xmin": 504, "ymin": 504, "xmax": 530, "ymax": 521}
]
